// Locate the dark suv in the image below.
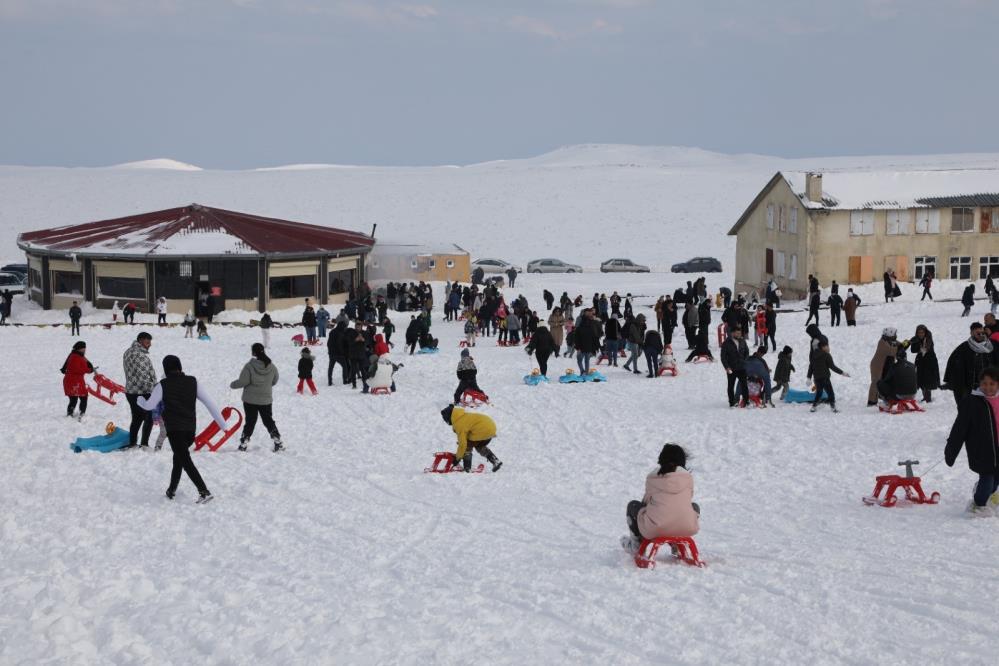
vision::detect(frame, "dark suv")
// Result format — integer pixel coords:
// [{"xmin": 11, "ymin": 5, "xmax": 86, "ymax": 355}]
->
[{"xmin": 670, "ymin": 257, "xmax": 722, "ymax": 273}]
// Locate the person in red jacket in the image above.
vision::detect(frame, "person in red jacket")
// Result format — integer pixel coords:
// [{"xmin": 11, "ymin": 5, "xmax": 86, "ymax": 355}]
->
[
  {"xmin": 373, "ymin": 333, "xmax": 390, "ymax": 357},
  {"xmin": 61, "ymin": 340, "xmax": 94, "ymax": 418}
]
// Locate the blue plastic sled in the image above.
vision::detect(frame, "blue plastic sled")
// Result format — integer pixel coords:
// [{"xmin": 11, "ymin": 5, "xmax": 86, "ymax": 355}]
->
[
  {"xmin": 559, "ymin": 373, "xmax": 586, "ymax": 384},
  {"xmin": 783, "ymin": 387, "xmax": 829, "ymax": 404},
  {"xmin": 417, "ymin": 347, "xmax": 440, "ymax": 354},
  {"xmin": 524, "ymin": 374, "xmax": 550, "ymax": 385},
  {"xmin": 198, "ymin": 334, "xmax": 211, "ymax": 341},
  {"xmin": 70, "ymin": 427, "xmax": 130, "ymax": 453},
  {"xmin": 582, "ymin": 371, "xmax": 607, "ymax": 383}
]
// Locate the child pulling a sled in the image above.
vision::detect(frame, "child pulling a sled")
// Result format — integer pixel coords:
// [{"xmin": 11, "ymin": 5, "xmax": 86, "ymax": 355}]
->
[
  {"xmin": 61, "ymin": 340, "xmax": 94, "ymax": 419},
  {"xmin": 440, "ymin": 404, "xmax": 502, "ymax": 472},
  {"xmin": 623, "ymin": 444, "xmax": 700, "ymax": 552}
]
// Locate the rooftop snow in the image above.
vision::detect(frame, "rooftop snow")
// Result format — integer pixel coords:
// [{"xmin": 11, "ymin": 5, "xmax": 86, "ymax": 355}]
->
[{"xmin": 783, "ymin": 169, "xmax": 999, "ymax": 210}]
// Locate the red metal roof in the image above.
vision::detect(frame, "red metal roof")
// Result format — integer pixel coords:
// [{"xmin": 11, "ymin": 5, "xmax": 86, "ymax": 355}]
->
[{"xmin": 17, "ymin": 204, "xmax": 375, "ymax": 257}]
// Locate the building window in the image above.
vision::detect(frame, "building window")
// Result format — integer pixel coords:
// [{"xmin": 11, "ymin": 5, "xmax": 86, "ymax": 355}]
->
[
  {"xmin": 951, "ymin": 207, "xmax": 974, "ymax": 233},
  {"xmin": 986, "ymin": 209, "xmax": 999, "ymax": 233},
  {"xmin": 789, "ymin": 254, "xmax": 798, "ymax": 280},
  {"xmin": 915, "ymin": 209, "xmax": 940, "ymax": 234},
  {"xmin": 52, "ymin": 271, "xmax": 83, "ymax": 295},
  {"xmin": 329, "ymin": 269, "xmax": 356, "ymax": 295},
  {"xmin": 776, "ymin": 251, "xmax": 785, "ymax": 277},
  {"xmin": 410, "ymin": 259, "xmax": 418, "ymax": 270},
  {"xmin": 789, "ymin": 208, "xmax": 798, "ymax": 234},
  {"xmin": 886, "ymin": 209, "xmax": 910, "ymax": 235},
  {"xmin": 179, "ymin": 261, "xmax": 192, "ymax": 277},
  {"xmin": 268, "ymin": 275, "xmax": 315, "ymax": 299},
  {"xmin": 850, "ymin": 210, "xmax": 875, "ymax": 235},
  {"xmin": 97, "ymin": 276, "xmax": 145, "ymax": 300},
  {"xmin": 765, "ymin": 248, "xmax": 774, "ymax": 275},
  {"xmin": 950, "ymin": 256, "xmax": 972, "ymax": 280},
  {"xmin": 29, "ymin": 267, "xmax": 43, "ymax": 292},
  {"xmin": 980, "ymin": 256, "xmax": 999, "ymax": 279},
  {"xmin": 429, "ymin": 259, "xmax": 437, "ymax": 269},
  {"xmin": 766, "ymin": 204, "xmax": 774, "ymax": 230},
  {"xmin": 914, "ymin": 256, "xmax": 936, "ymax": 280},
  {"xmin": 778, "ymin": 205, "xmax": 786, "ymax": 232},
  {"xmin": 446, "ymin": 259, "xmax": 455, "ymax": 269}
]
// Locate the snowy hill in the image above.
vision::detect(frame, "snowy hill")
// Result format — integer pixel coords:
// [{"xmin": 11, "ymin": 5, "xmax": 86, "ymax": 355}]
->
[
  {"xmin": 2, "ymin": 145, "xmax": 998, "ymax": 270},
  {"xmin": 107, "ymin": 158, "xmax": 203, "ymax": 171}
]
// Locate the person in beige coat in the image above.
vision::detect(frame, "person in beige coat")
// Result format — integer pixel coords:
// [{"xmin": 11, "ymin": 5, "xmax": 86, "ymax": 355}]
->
[
  {"xmin": 547, "ymin": 308, "xmax": 565, "ymax": 355},
  {"xmin": 624, "ymin": 444, "xmax": 700, "ymax": 546},
  {"xmin": 868, "ymin": 328, "xmax": 899, "ymax": 405}
]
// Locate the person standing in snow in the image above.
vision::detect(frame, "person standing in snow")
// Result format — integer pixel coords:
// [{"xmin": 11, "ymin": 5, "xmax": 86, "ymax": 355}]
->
[
  {"xmin": 906, "ymin": 324, "xmax": 940, "ymax": 403},
  {"xmin": 61, "ymin": 340, "xmax": 93, "ymax": 419},
  {"xmin": 138, "ymin": 355, "xmax": 226, "ymax": 503},
  {"xmin": 505, "ymin": 267, "xmax": 518, "ymax": 288},
  {"xmin": 810, "ymin": 341, "xmax": 849, "ymax": 413},
  {"xmin": 543, "ymin": 289, "xmax": 554, "ymax": 310},
  {"xmin": 644, "ymin": 327, "xmax": 664, "ymax": 378},
  {"xmin": 623, "ymin": 444, "xmax": 699, "ymax": 551},
  {"xmin": 843, "ymin": 289, "xmax": 861, "ymax": 326},
  {"xmin": 230, "ymin": 343, "xmax": 283, "ymax": 452},
  {"xmin": 123, "ymin": 331, "xmax": 158, "ymax": 448},
  {"xmin": 156, "ymin": 297, "xmax": 168, "ymax": 325},
  {"xmin": 721, "ymin": 326, "xmax": 749, "ymax": 407},
  {"xmin": 302, "ymin": 299, "xmax": 318, "ymax": 344},
  {"xmin": 297, "ymin": 348, "xmax": 318, "ymax": 395},
  {"xmin": 867, "ymin": 328, "xmax": 899, "ymax": 406},
  {"xmin": 944, "ymin": 322, "xmax": 997, "ymax": 406},
  {"xmin": 526, "ymin": 322, "xmax": 555, "ymax": 377},
  {"xmin": 945, "ymin": 366, "xmax": 999, "ymax": 516},
  {"xmin": 440, "ymin": 404, "xmax": 502, "ymax": 472},
  {"xmin": 961, "ymin": 282, "xmax": 976, "ymax": 317},
  {"xmin": 258, "ymin": 312, "xmax": 272, "ymax": 347},
  {"xmin": 69, "ymin": 301, "xmax": 82, "ymax": 336},
  {"xmin": 316, "ymin": 305, "xmax": 331, "ymax": 338},
  {"xmin": 764, "ymin": 302, "xmax": 777, "ymax": 351},
  {"xmin": 182, "ymin": 310, "xmax": 196, "ymax": 339},
  {"xmin": 111, "ymin": 300, "xmax": 121, "ymax": 323},
  {"xmin": 804, "ymin": 289, "xmax": 821, "ymax": 327},
  {"xmin": 772, "ymin": 346, "xmax": 795, "ymax": 400},
  {"xmin": 826, "ymin": 291, "xmax": 843, "ymax": 327},
  {"xmin": 919, "ymin": 271, "xmax": 934, "ymax": 301},
  {"xmin": 327, "ymin": 319, "xmax": 349, "ymax": 385}
]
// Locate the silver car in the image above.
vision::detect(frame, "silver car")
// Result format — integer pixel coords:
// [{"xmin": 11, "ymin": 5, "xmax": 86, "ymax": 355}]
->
[
  {"xmin": 471, "ymin": 258, "xmax": 522, "ymax": 274},
  {"xmin": 600, "ymin": 258, "xmax": 650, "ymax": 273},
  {"xmin": 0, "ymin": 271, "xmax": 25, "ymax": 295},
  {"xmin": 526, "ymin": 258, "xmax": 583, "ymax": 274}
]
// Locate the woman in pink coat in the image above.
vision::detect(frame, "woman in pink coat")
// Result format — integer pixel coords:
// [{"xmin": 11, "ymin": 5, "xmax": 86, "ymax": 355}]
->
[{"xmin": 625, "ymin": 444, "xmax": 700, "ymax": 547}]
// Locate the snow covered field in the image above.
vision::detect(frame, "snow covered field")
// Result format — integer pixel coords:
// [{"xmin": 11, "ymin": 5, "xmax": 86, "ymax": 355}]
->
[{"xmin": 2, "ymin": 272, "xmax": 997, "ymax": 664}]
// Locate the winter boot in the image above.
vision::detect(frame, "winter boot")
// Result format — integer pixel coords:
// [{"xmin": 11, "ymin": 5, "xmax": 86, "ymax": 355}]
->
[
  {"xmin": 238, "ymin": 436, "xmax": 249, "ymax": 452},
  {"xmin": 272, "ymin": 436, "xmax": 284, "ymax": 452},
  {"xmin": 966, "ymin": 501, "xmax": 994, "ymax": 517},
  {"xmin": 831, "ymin": 404, "xmax": 840, "ymax": 413},
  {"xmin": 482, "ymin": 448, "xmax": 503, "ymax": 472},
  {"xmin": 810, "ymin": 404, "xmax": 818, "ymax": 412},
  {"xmin": 165, "ymin": 488, "xmax": 176, "ymax": 500},
  {"xmin": 196, "ymin": 491, "xmax": 214, "ymax": 505},
  {"xmin": 461, "ymin": 453, "xmax": 473, "ymax": 472}
]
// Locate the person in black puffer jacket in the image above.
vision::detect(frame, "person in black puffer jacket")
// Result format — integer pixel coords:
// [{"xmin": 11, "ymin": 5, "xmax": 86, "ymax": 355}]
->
[
  {"xmin": 720, "ymin": 327, "xmax": 749, "ymax": 406},
  {"xmin": 946, "ymin": 366, "xmax": 999, "ymax": 513},
  {"xmin": 405, "ymin": 316, "xmax": 422, "ymax": 355},
  {"xmin": 643, "ymin": 328, "xmax": 664, "ymax": 378},
  {"xmin": 877, "ymin": 349, "xmax": 918, "ymax": 401},
  {"xmin": 327, "ymin": 320, "xmax": 350, "ymax": 385},
  {"xmin": 526, "ymin": 323, "xmax": 556, "ymax": 377},
  {"xmin": 348, "ymin": 325, "xmax": 371, "ymax": 391}
]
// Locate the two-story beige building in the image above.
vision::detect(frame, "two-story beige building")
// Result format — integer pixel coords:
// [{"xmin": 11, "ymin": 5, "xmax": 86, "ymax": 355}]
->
[{"xmin": 728, "ymin": 170, "xmax": 999, "ymax": 298}]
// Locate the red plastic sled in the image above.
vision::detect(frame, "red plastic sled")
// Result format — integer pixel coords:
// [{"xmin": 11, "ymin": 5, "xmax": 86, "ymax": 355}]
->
[
  {"xmin": 635, "ymin": 536, "xmax": 704, "ymax": 569},
  {"xmin": 879, "ymin": 399, "xmax": 924, "ymax": 414},
  {"xmin": 459, "ymin": 340, "xmax": 470, "ymax": 348},
  {"xmin": 370, "ymin": 387, "xmax": 391, "ymax": 395},
  {"xmin": 657, "ymin": 365, "xmax": 678, "ymax": 377},
  {"xmin": 460, "ymin": 389, "xmax": 490, "ymax": 408},
  {"xmin": 193, "ymin": 406, "xmax": 244, "ymax": 452},
  {"xmin": 863, "ymin": 474, "xmax": 940, "ymax": 507},
  {"xmin": 423, "ymin": 452, "xmax": 484, "ymax": 474},
  {"xmin": 716, "ymin": 323, "xmax": 726, "ymax": 347},
  {"xmin": 87, "ymin": 373, "xmax": 126, "ymax": 405},
  {"xmin": 691, "ymin": 355, "xmax": 714, "ymax": 364}
]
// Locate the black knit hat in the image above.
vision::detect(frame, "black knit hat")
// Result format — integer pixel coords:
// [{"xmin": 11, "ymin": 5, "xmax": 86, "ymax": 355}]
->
[
  {"xmin": 72, "ymin": 341, "xmax": 86, "ymax": 351},
  {"xmin": 162, "ymin": 355, "xmax": 183, "ymax": 374},
  {"xmin": 782, "ymin": 345, "xmax": 792, "ymax": 355},
  {"xmin": 440, "ymin": 404, "xmax": 454, "ymax": 425}
]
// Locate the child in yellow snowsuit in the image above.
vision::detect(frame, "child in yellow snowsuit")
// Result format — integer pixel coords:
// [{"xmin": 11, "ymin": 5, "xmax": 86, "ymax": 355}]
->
[{"xmin": 440, "ymin": 404, "xmax": 502, "ymax": 472}]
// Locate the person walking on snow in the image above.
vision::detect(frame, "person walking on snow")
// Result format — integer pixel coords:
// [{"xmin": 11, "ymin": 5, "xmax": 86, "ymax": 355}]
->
[
  {"xmin": 804, "ymin": 290, "xmax": 821, "ymax": 327},
  {"xmin": 123, "ymin": 331, "xmax": 157, "ymax": 448},
  {"xmin": 810, "ymin": 341, "xmax": 849, "ymax": 413},
  {"xmin": 623, "ymin": 444, "xmax": 699, "ymax": 552},
  {"xmin": 156, "ymin": 297, "xmax": 168, "ymax": 325},
  {"xmin": 61, "ymin": 340, "xmax": 93, "ymax": 419},
  {"xmin": 138, "ymin": 355, "xmax": 225, "ymax": 503},
  {"xmin": 961, "ymin": 282, "xmax": 976, "ymax": 317},
  {"xmin": 944, "ymin": 322, "xmax": 997, "ymax": 406},
  {"xmin": 945, "ymin": 366, "xmax": 999, "ymax": 515},
  {"xmin": 297, "ymin": 348, "xmax": 318, "ymax": 395},
  {"xmin": 230, "ymin": 343, "xmax": 283, "ymax": 451},
  {"xmin": 827, "ymin": 291, "xmax": 843, "ymax": 327},
  {"xmin": 773, "ymin": 346, "xmax": 795, "ymax": 400},
  {"xmin": 525, "ymin": 322, "xmax": 555, "ymax": 377},
  {"xmin": 919, "ymin": 271, "xmax": 934, "ymax": 301},
  {"xmin": 844, "ymin": 289, "xmax": 861, "ymax": 326},
  {"xmin": 440, "ymin": 404, "xmax": 502, "ymax": 472},
  {"xmin": 69, "ymin": 301, "xmax": 82, "ymax": 336}
]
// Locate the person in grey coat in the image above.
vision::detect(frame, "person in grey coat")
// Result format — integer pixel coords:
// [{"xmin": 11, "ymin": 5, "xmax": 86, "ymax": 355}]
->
[
  {"xmin": 123, "ymin": 332, "xmax": 158, "ymax": 447},
  {"xmin": 230, "ymin": 342, "xmax": 283, "ymax": 452}
]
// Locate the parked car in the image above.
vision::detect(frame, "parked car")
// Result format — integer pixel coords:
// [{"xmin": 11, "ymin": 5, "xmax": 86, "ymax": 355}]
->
[
  {"xmin": 600, "ymin": 258, "xmax": 650, "ymax": 273},
  {"xmin": 471, "ymin": 258, "xmax": 522, "ymax": 274},
  {"xmin": 0, "ymin": 271, "xmax": 26, "ymax": 294},
  {"xmin": 1, "ymin": 264, "xmax": 27, "ymax": 277},
  {"xmin": 527, "ymin": 258, "xmax": 583, "ymax": 274},
  {"xmin": 671, "ymin": 257, "xmax": 722, "ymax": 273}
]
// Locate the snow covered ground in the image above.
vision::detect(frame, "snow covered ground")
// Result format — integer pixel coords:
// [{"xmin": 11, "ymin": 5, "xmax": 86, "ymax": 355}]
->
[{"xmin": 2, "ymin": 272, "xmax": 997, "ymax": 664}]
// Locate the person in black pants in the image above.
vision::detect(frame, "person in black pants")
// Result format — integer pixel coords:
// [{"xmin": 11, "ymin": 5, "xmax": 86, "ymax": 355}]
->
[
  {"xmin": 809, "ymin": 341, "xmax": 849, "ymax": 413},
  {"xmin": 69, "ymin": 301, "xmax": 82, "ymax": 336},
  {"xmin": 765, "ymin": 303, "xmax": 777, "ymax": 351},
  {"xmin": 348, "ymin": 325, "xmax": 371, "ymax": 391},
  {"xmin": 139, "ymin": 355, "xmax": 226, "ymax": 503},
  {"xmin": 526, "ymin": 323, "xmax": 556, "ymax": 377},
  {"xmin": 721, "ymin": 327, "xmax": 749, "ymax": 407},
  {"xmin": 123, "ymin": 332, "xmax": 157, "ymax": 448},
  {"xmin": 327, "ymin": 320, "xmax": 349, "ymax": 386}
]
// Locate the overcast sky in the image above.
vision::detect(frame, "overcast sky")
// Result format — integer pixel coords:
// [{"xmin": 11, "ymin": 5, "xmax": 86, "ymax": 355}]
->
[{"xmin": 1, "ymin": 0, "xmax": 997, "ymax": 168}]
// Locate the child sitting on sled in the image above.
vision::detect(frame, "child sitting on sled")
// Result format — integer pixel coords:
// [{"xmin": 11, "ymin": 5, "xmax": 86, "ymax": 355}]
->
[
  {"xmin": 623, "ymin": 444, "xmax": 699, "ymax": 552},
  {"xmin": 453, "ymin": 349, "xmax": 484, "ymax": 404},
  {"xmin": 196, "ymin": 318, "xmax": 209, "ymax": 339},
  {"xmin": 440, "ymin": 404, "xmax": 502, "ymax": 472}
]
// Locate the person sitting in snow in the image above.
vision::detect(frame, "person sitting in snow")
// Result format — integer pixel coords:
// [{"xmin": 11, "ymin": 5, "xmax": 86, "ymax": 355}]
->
[
  {"xmin": 623, "ymin": 443, "xmax": 700, "ymax": 552},
  {"xmin": 440, "ymin": 404, "xmax": 502, "ymax": 472},
  {"xmin": 196, "ymin": 318, "xmax": 209, "ymax": 339},
  {"xmin": 453, "ymin": 349, "xmax": 482, "ymax": 404}
]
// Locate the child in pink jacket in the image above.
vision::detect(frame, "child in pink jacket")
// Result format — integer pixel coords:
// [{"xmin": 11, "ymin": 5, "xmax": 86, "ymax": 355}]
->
[{"xmin": 624, "ymin": 444, "xmax": 700, "ymax": 549}]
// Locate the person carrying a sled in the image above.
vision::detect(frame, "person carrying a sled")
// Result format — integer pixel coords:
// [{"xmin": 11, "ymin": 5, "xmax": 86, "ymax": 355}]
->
[
  {"xmin": 623, "ymin": 443, "xmax": 699, "ymax": 551},
  {"xmin": 945, "ymin": 366, "xmax": 999, "ymax": 515},
  {"xmin": 61, "ymin": 340, "xmax": 94, "ymax": 419},
  {"xmin": 138, "ymin": 355, "xmax": 227, "ymax": 503},
  {"xmin": 440, "ymin": 404, "xmax": 502, "ymax": 472}
]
